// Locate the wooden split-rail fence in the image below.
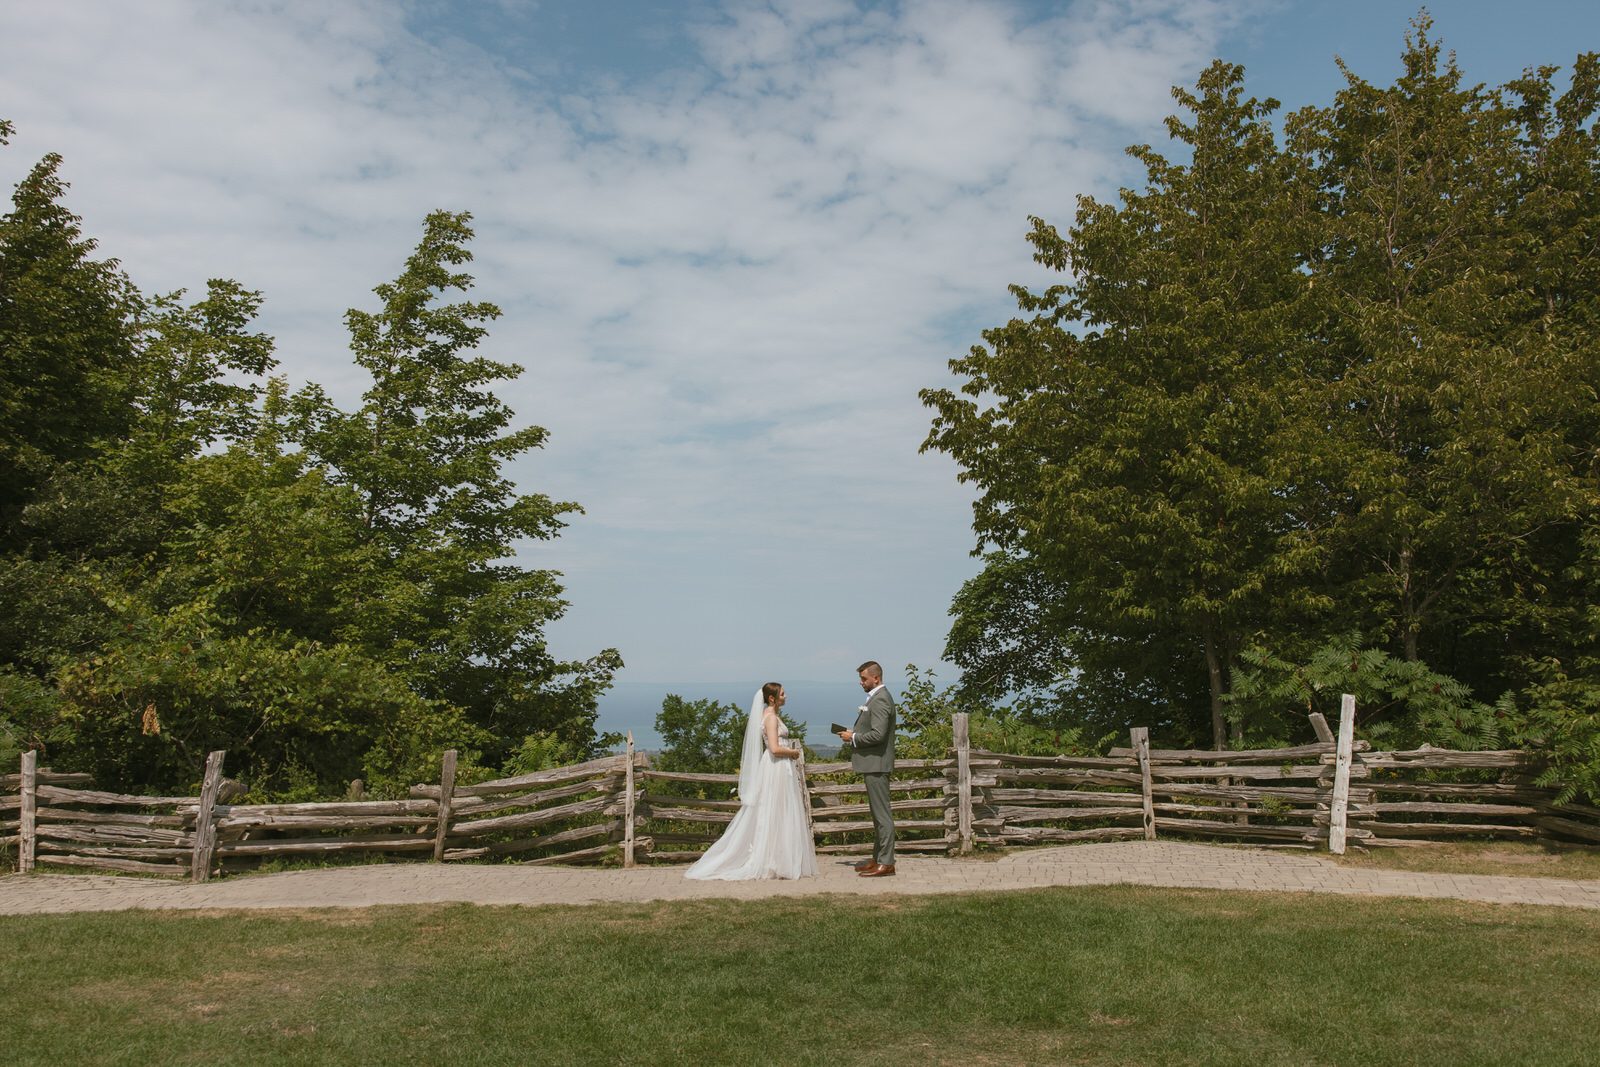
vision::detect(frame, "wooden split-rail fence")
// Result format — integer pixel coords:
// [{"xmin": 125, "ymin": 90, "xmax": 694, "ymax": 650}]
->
[{"xmin": 5, "ymin": 698, "xmax": 1599, "ymax": 880}]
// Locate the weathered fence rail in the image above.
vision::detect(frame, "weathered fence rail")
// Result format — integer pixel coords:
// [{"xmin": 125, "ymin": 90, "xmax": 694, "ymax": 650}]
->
[
  {"xmin": 413, "ymin": 747, "xmax": 639, "ymax": 867},
  {"xmin": 1, "ymin": 742, "xmax": 641, "ymax": 879},
  {"xmin": 7, "ymin": 702, "xmax": 1600, "ymax": 878}
]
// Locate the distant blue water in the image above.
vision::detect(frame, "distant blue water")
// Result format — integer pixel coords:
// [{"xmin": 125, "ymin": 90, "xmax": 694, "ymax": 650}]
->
[{"xmin": 595, "ymin": 679, "xmax": 877, "ymax": 750}]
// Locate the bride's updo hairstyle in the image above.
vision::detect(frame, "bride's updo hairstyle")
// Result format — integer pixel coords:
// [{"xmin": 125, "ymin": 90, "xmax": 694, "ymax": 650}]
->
[{"xmin": 762, "ymin": 682, "xmax": 783, "ymax": 707}]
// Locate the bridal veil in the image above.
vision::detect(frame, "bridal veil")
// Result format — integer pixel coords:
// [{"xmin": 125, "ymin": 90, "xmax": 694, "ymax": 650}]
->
[{"xmin": 683, "ymin": 688, "xmax": 818, "ymax": 880}]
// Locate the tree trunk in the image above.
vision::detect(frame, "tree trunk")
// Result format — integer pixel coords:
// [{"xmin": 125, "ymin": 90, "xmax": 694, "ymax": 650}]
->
[
  {"xmin": 1203, "ymin": 624, "xmax": 1228, "ymax": 751},
  {"xmin": 1400, "ymin": 545, "xmax": 1419, "ymax": 661},
  {"xmin": 1227, "ymin": 631, "xmax": 1244, "ymax": 746}
]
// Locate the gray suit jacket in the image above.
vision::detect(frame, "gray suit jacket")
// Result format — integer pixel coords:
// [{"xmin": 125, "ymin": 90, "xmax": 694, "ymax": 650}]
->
[{"xmin": 850, "ymin": 686, "xmax": 897, "ymax": 774}]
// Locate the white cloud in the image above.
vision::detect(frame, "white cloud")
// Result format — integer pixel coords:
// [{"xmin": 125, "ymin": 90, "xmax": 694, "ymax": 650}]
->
[{"xmin": 0, "ymin": 0, "xmax": 1248, "ymax": 686}]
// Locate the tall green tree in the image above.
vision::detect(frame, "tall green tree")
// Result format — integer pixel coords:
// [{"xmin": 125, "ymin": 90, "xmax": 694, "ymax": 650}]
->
[
  {"xmin": 0, "ymin": 137, "xmax": 285, "ymax": 784},
  {"xmin": 297, "ymin": 211, "xmax": 620, "ymax": 763},
  {"xmin": 4, "ymin": 302, "xmax": 435, "ymax": 792},
  {"xmin": 1, "ymin": 134, "xmax": 621, "ymax": 790},
  {"xmin": 925, "ymin": 21, "xmax": 1600, "ymax": 752},
  {"xmin": 0, "ymin": 134, "xmax": 137, "ymax": 520},
  {"xmin": 1288, "ymin": 21, "xmax": 1599, "ymax": 683},
  {"xmin": 924, "ymin": 61, "xmax": 1326, "ymax": 748}
]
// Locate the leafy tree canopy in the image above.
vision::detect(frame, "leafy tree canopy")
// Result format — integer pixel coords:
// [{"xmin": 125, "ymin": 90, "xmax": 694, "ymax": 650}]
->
[
  {"xmin": 923, "ymin": 17, "xmax": 1600, "ymax": 778},
  {"xmin": 0, "ymin": 131, "xmax": 620, "ymax": 795}
]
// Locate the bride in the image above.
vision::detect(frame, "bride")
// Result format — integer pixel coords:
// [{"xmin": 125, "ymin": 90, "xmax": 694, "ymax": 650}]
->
[{"xmin": 684, "ymin": 682, "xmax": 819, "ymax": 880}]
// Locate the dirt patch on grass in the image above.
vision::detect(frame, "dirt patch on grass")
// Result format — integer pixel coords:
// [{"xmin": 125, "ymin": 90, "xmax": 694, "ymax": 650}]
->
[
  {"xmin": 74, "ymin": 967, "xmax": 304, "ymax": 1025},
  {"xmin": 1331, "ymin": 841, "xmax": 1600, "ymax": 880},
  {"xmin": 181, "ymin": 907, "xmax": 381, "ymax": 926},
  {"xmin": 1473, "ymin": 851, "xmax": 1557, "ymax": 865}
]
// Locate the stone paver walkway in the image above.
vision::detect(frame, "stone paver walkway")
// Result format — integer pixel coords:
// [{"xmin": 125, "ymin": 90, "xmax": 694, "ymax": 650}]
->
[{"xmin": 3, "ymin": 842, "xmax": 1598, "ymax": 916}]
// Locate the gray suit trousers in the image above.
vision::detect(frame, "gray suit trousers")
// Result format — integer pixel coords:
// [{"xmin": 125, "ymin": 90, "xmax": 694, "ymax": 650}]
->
[{"xmin": 863, "ymin": 771, "xmax": 895, "ymax": 865}]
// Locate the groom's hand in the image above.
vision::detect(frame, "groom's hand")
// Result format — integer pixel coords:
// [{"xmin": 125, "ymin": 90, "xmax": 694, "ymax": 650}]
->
[{"xmin": 838, "ymin": 730, "xmax": 853, "ymax": 742}]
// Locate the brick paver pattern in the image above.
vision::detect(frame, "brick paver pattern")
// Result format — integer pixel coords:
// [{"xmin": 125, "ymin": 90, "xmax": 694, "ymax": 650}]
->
[{"xmin": 3, "ymin": 842, "xmax": 1599, "ymax": 915}]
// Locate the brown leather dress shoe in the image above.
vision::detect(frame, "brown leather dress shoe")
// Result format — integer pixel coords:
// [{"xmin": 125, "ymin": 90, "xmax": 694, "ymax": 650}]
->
[
  {"xmin": 858, "ymin": 863, "xmax": 895, "ymax": 877},
  {"xmin": 853, "ymin": 858, "xmax": 875, "ymax": 869}
]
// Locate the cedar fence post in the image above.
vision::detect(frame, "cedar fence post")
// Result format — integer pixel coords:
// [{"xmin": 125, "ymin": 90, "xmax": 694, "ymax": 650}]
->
[
  {"xmin": 796, "ymin": 736, "xmax": 816, "ymax": 846},
  {"xmin": 1131, "ymin": 727, "xmax": 1156, "ymax": 841},
  {"xmin": 623, "ymin": 733, "xmax": 637, "ymax": 869},
  {"xmin": 190, "ymin": 750, "xmax": 226, "ymax": 882},
  {"xmin": 1308, "ymin": 712, "xmax": 1335, "ymax": 744},
  {"xmin": 1329, "ymin": 694, "xmax": 1356, "ymax": 855},
  {"xmin": 19, "ymin": 749, "xmax": 37, "ymax": 873},
  {"xmin": 433, "ymin": 749, "xmax": 458, "ymax": 862},
  {"xmin": 954, "ymin": 711, "xmax": 973, "ymax": 854}
]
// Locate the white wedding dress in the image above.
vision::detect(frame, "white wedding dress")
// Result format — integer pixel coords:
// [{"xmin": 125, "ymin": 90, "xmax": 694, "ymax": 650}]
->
[{"xmin": 684, "ymin": 692, "xmax": 819, "ymax": 881}]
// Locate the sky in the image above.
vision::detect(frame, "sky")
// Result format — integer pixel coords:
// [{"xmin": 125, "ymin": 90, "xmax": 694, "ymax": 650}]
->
[{"xmin": 4, "ymin": 1, "xmax": 1597, "ymax": 744}]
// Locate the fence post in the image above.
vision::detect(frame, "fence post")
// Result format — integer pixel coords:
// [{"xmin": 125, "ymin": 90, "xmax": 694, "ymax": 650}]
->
[
  {"xmin": 19, "ymin": 749, "xmax": 37, "ymax": 873},
  {"xmin": 1308, "ymin": 712, "xmax": 1335, "ymax": 744},
  {"xmin": 1131, "ymin": 727, "xmax": 1156, "ymax": 841},
  {"xmin": 796, "ymin": 737, "xmax": 816, "ymax": 847},
  {"xmin": 433, "ymin": 749, "xmax": 458, "ymax": 863},
  {"xmin": 953, "ymin": 711, "xmax": 973, "ymax": 854},
  {"xmin": 190, "ymin": 750, "xmax": 226, "ymax": 882},
  {"xmin": 623, "ymin": 733, "xmax": 637, "ymax": 868},
  {"xmin": 1329, "ymin": 694, "xmax": 1356, "ymax": 855}
]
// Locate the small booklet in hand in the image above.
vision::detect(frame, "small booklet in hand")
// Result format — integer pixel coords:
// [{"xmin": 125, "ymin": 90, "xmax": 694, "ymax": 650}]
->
[{"xmin": 830, "ymin": 723, "xmax": 852, "ymax": 736}]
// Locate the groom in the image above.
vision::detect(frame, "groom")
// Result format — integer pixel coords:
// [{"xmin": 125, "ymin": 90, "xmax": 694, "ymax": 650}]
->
[{"xmin": 837, "ymin": 660, "xmax": 896, "ymax": 877}]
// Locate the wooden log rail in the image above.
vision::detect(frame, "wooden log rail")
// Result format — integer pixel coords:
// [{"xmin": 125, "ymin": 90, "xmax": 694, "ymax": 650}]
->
[
  {"xmin": 1106, "ymin": 741, "xmax": 1371, "ymax": 763},
  {"xmin": 934, "ymin": 702, "xmax": 1600, "ymax": 852},
  {"xmin": 3, "ymin": 749, "xmax": 641, "ymax": 875},
  {"xmin": 0, "ymin": 755, "xmax": 209, "ymax": 878},
  {"xmin": 436, "ymin": 751, "xmax": 637, "ymax": 865},
  {"xmin": 1351, "ymin": 747, "xmax": 1543, "ymax": 770},
  {"xmin": 7, "ymin": 707, "xmax": 1600, "ymax": 877},
  {"xmin": 631, "ymin": 766, "xmax": 738, "ymax": 861},
  {"xmin": 804, "ymin": 758, "xmax": 953, "ymax": 856},
  {"xmin": 205, "ymin": 746, "xmax": 636, "ymax": 869},
  {"xmin": 947, "ymin": 745, "xmax": 1144, "ymax": 850},
  {"xmin": 0, "ymin": 769, "xmax": 93, "ymax": 789},
  {"xmin": 632, "ymin": 758, "xmax": 956, "ymax": 861},
  {"xmin": 412, "ymin": 753, "xmax": 629, "ymax": 799}
]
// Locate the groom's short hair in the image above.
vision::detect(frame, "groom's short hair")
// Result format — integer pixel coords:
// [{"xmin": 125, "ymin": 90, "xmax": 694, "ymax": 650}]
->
[{"xmin": 857, "ymin": 661, "xmax": 882, "ymax": 680}]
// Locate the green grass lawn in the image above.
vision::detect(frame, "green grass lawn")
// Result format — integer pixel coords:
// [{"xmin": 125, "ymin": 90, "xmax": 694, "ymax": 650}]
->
[{"xmin": 3, "ymin": 886, "xmax": 1597, "ymax": 1066}]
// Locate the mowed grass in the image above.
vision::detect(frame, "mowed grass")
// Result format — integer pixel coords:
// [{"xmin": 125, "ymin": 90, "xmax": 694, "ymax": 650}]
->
[{"xmin": 3, "ymin": 886, "xmax": 1598, "ymax": 1066}]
